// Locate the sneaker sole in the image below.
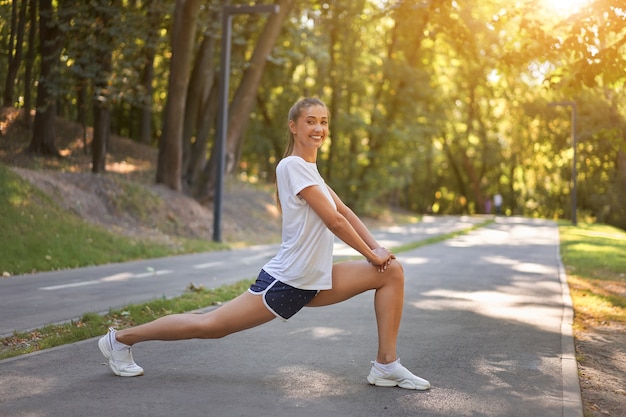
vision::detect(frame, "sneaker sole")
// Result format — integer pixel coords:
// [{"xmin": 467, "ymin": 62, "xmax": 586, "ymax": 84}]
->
[
  {"xmin": 367, "ymin": 375, "xmax": 431, "ymax": 390},
  {"xmin": 118, "ymin": 369, "xmax": 144, "ymax": 377}
]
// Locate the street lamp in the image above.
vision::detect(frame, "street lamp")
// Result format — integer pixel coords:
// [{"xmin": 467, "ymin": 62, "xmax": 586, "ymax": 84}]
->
[
  {"xmin": 549, "ymin": 101, "xmax": 578, "ymax": 226},
  {"xmin": 213, "ymin": 4, "xmax": 280, "ymax": 242}
]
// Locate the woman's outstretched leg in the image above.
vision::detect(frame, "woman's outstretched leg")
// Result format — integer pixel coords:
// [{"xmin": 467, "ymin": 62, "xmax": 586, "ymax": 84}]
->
[
  {"xmin": 307, "ymin": 259, "xmax": 430, "ymax": 390},
  {"xmin": 117, "ymin": 292, "xmax": 275, "ymax": 344},
  {"xmin": 99, "ymin": 291, "xmax": 275, "ymax": 376}
]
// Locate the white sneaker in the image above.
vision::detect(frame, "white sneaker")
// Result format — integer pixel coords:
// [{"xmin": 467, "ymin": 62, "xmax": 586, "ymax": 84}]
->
[
  {"xmin": 367, "ymin": 361, "xmax": 430, "ymax": 390},
  {"xmin": 98, "ymin": 327, "xmax": 144, "ymax": 377}
]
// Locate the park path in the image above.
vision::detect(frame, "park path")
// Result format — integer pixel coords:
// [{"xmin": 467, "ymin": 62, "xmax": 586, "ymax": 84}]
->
[{"xmin": 0, "ymin": 216, "xmax": 582, "ymax": 417}]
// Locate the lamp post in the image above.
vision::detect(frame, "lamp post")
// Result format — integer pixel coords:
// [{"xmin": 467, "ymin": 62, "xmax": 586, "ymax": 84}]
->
[
  {"xmin": 549, "ymin": 101, "xmax": 578, "ymax": 226},
  {"xmin": 213, "ymin": 4, "xmax": 280, "ymax": 242}
]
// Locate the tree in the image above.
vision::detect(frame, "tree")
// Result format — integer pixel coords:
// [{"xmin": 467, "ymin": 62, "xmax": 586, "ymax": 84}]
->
[
  {"xmin": 195, "ymin": 0, "xmax": 295, "ymax": 200},
  {"xmin": 156, "ymin": 0, "xmax": 201, "ymax": 191},
  {"xmin": 91, "ymin": 0, "xmax": 121, "ymax": 173},
  {"xmin": 22, "ymin": 0, "xmax": 37, "ymax": 129},
  {"xmin": 3, "ymin": 0, "xmax": 28, "ymax": 107},
  {"xmin": 136, "ymin": 0, "xmax": 167, "ymax": 145},
  {"xmin": 181, "ymin": 30, "xmax": 218, "ymax": 189},
  {"xmin": 28, "ymin": 0, "xmax": 62, "ymax": 156},
  {"xmin": 2, "ymin": 0, "xmax": 623, "ymax": 230},
  {"xmin": 223, "ymin": 0, "xmax": 295, "ymax": 173}
]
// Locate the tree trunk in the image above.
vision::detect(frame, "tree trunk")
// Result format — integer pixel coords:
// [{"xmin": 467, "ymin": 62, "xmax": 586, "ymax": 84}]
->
[
  {"xmin": 224, "ymin": 0, "xmax": 294, "ymax": 173},
  {"xmin": 92, "ymin": 99, "xmax": 109, "ymax": 173},
  {"xmin": 462, "ymin": 83, "xmax": 486, "ymax": 213},
  {"xmin": 90, "ymin": 0, "xmax": 117, "ymax": 173},
  {"xmin": 181, "ymin": 32, "xmax": 217, "ymax": 188},
  {"xmin": 138, "ymin": 0, "xmax": 162, "ymax": 145},
  {"xmin": 156, "ymin": 0, "xmax": 201, "ymax": 191},
  {"xmin": 22, "ymin": 0, "xmax": 36, "ymax": 129},
  {"xmin": 193, "ymin": 81, "xmax": 220, "ymax": 199},
  {"xmin": 3, "ymin": 0, "xmax": 27, "ymax": 107},
  {"xmin": 200, "ymin": 0, "xmax": 294, "ymax": 199},
  {"xmin": 29, "ymin": 0, "xmax": 61, "ymax": 156},
  {"xmin": 139, "ymin": 55, "xmax": 155, "ymax": 145},
  {"xmin": 76, "ymin": 78, "xmax": 89, "ymax": 154}
]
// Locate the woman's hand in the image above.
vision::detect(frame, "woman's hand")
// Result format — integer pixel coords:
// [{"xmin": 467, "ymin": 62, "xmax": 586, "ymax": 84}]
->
[{"xmin": 369, "ymin": 247, "xmax": 395, "ymax": 272}]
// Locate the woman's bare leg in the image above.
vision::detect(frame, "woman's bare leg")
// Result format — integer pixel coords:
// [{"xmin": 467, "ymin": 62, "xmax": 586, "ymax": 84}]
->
[
  {"xmin": 306, "ymin": 259, "xmax": 405, "ymax": 364},
  {"xmin": 115, "ymin": 292, "xmax": 276, "ymax": 346}
]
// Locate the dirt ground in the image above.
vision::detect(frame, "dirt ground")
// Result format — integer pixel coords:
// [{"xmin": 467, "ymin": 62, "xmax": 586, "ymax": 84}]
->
[
  {"xmin": 574, "ymin": 322, "xmax": 626, "ymax": 416},
  {"xmin": 1, "ymin": 107, "xmax": 624, "ymax": 416},
  {"xmin": 0, "ymin": 107, "xmax": 283, "ymax": 246}
]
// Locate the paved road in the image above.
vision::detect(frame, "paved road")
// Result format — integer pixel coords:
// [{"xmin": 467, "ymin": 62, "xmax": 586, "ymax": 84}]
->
[{"xmin": 0, "ymin": 216, "xmax": 582, "ymax": 417}]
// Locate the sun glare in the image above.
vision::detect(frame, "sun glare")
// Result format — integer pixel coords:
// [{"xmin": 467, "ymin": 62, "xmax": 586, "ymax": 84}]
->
[{"xmin": 543, "ymin": 0, "xmax": 590, "ymax": 16}]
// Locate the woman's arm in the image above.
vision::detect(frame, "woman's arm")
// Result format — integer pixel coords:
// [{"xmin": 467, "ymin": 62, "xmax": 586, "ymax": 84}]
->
[
  {"xmin": 326, "ymin": 186, "xmax": 380, "ymax": 249},
  {"xmin": 298, "ymin": 184, "xmax": 392, "ymax": 270}
]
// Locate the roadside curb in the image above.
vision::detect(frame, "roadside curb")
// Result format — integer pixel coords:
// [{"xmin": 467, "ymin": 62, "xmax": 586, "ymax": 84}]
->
[{"xmin": 556, "ymin": 238, "xmax": 584, "ymax": 417}]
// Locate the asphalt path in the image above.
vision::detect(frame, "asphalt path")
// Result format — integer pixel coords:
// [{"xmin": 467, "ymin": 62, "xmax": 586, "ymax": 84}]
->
[{"xmin": 0, "ymin": 216, "xmax": 583, "ymax": 417}]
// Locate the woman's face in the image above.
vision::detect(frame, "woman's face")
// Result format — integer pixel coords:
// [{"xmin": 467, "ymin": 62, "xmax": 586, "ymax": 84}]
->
[{"xmin": 289, "ymin": 105, "xmax": 328, "ymax": 153}]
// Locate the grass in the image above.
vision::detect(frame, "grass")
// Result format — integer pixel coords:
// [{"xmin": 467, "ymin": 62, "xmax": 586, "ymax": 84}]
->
[
  {"xmin": 0, "ymin": 164, "xmax": 224, "ymax": 275},
  {"xmin": 0, "ymin": 280, "xmax": 253, "ymax": 360},
  {"xmin": 558, "ymin": 221, "xmax": 626, "ymax": 327}
]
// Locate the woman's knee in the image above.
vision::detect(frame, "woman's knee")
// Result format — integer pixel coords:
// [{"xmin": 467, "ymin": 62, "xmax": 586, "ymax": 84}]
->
[
  {"xmin": 385, "ymin": 260, "xmax": 404, "ymax": 285},
  {"xmin": 386, "ymin": 258, "xmax": 403, "ymax": 275}
]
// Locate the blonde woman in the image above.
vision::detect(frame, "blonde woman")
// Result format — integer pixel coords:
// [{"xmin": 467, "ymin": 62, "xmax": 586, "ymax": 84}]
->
[{"xmin": 98, "ymin": 97, "xmax": 430, "ymax": 390}]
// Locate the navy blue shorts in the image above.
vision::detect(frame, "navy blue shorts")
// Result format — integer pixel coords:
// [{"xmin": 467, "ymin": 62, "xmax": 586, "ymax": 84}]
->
[{"xmin": 248, "ymin": 270, "xmax": 318, "ymax": 320}]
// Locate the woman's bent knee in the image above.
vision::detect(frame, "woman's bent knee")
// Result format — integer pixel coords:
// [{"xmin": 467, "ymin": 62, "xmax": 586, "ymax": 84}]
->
[
  {"xmin": 388, "ymin": 259, "xmax": 404, "ymax": 276},
  {"xmin": 384, "ymin": 260, "xmax": 404, "ymax": 285}
]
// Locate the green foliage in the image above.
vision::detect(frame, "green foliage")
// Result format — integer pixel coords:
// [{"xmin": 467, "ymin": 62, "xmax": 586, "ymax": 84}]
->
[
  {"xmin": 1, "ymin": 0, "xmax": 624, "ymax": 229},
  {"xmin": 242, "ymin": 0, "xmax": 626, "ymax": 225}
]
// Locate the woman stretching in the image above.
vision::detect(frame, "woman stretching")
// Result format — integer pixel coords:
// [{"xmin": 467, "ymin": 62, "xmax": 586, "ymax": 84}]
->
[{"xmin": 98, "ymin": 97, "xmax": 430, "ymax": 390}]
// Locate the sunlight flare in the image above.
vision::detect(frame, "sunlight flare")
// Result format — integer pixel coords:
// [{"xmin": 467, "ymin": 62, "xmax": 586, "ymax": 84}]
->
[{"xmin": 543, "ymin": 0, "xmax": 590, "ymax": 16}]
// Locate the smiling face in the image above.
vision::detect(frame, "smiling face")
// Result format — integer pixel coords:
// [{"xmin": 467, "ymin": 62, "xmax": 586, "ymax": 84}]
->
[{"xmin": 289, "ymin": 104, "xmax": 329, "ymax": 161}]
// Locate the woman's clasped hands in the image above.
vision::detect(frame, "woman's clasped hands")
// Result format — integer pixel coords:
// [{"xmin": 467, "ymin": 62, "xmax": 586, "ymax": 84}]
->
[{"xmin": 369, "ymin": 247, "xmax": 396, "ymax": 272}]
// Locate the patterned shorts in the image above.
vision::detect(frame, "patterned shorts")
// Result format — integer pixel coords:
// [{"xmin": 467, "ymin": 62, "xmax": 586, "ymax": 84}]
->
[{"xmin": 248, "ymin": 269, "xmax": 319, "ymax": 320}]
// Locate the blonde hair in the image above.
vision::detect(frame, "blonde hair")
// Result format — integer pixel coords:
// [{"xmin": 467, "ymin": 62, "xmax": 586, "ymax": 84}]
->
[{"xmin": 276, "ymin": 97, "xmax": 328, "ymax": 212}]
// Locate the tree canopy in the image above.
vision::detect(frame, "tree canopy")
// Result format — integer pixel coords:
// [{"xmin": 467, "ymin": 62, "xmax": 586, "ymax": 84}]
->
[{"xmin": 1, "ymin": 0, "xmax": 624, "ymax": 229}]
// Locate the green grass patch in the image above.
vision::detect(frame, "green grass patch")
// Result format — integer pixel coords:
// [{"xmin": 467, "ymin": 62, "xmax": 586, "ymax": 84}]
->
[
  {"xmin": 559, "ymin": 221, "xmax": 626, "ymax": 326},
  {"xmin": 0, "ymin": 164, "xmax": 224, "ymax": 275},
  {"xmin": 0, "ymin": 280, "xmax": 253, "ymax": 361},
  {"xmin": 109, "ymin": 176, "xmax": 163, "ymax": 223}
]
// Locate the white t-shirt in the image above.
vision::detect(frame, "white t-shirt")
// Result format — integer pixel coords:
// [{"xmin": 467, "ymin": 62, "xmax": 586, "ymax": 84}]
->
[{"xmin": 262, "ymin": 156, "xmax": 336, "ymax": 290}]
